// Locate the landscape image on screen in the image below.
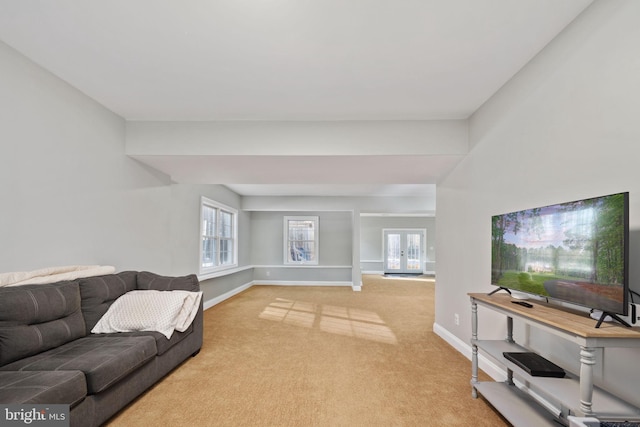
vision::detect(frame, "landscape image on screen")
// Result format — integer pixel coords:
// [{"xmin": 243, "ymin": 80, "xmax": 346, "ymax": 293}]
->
[{"xmin": 491, "ymin": 193, "xmax": 627, "ymax": 314}]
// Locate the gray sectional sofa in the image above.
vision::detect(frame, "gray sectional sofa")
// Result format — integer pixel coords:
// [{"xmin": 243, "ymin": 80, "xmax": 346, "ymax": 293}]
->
[{"xmin": 0, "ymin": 271, "xmax": 203, "ymax": 427}]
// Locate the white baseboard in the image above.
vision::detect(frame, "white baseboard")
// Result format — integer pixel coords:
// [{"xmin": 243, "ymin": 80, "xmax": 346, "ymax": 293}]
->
[
  {"xmin": 432, "ymin": 322, "xmax": 506, "ymax": 382},
  {"xmin": 203, "ymin": 282, "xmax": 253, "ymax": 310},
  {"xmin": 362, "ymin": 270, "xmax": 436, "ymax": 276},
  {"xmin": 252, "ymin": 280, "xmax": 353, "ymax": 287},
  {"xmin": 256, "ymin": 280, "xmax": 360, "ymax": 292}
]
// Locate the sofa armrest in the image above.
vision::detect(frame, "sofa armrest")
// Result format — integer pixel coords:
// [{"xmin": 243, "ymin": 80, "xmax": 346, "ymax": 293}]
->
[{"xmin": 136, "ymin": 272, "xmax": 203, "ymax": 352}]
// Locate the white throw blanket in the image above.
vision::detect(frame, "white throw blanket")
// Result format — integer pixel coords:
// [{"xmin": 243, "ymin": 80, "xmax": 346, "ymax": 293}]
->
[
  {"xmin": 91, "ymin": 290, "xmax": 203, "ymax": 339},
  {"xmin": 0, "ymin": 265, "xmax": 116, "ymax": 287}
]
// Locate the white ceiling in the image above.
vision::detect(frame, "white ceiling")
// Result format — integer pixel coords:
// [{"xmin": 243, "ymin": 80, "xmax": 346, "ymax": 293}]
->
[{"xmin": 0, "ymin": 0, "xmax": 593, "ymax": 196}]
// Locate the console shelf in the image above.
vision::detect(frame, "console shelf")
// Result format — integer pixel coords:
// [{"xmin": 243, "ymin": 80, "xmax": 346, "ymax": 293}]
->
[
  {"xmin": 473, "ymin": 382, "xmax": 557, "ymax": 427},
  {"xmin": 469, "ymin": 293, "xmax": 640, "ymax": 425}
]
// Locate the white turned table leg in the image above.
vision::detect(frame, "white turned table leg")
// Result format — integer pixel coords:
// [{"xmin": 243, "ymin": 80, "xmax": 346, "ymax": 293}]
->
[
  {"xmin": 579, "ymin": 346, "xmax": 596, "ymax": 415},
  {"xmin": 471, "ymin": 300, "xmax": 478, "ymax": 398}
]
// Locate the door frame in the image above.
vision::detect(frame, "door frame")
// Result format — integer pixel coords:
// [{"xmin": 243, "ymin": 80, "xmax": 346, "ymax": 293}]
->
[{"xmin": 382, "ymin": 228, "xmax": 426, "ymax": 274}]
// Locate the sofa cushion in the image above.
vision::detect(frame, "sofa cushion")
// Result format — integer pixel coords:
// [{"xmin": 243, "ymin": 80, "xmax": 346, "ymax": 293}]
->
[
  {"xmin": 0, "ymin": 281, "xmax": 86, "ymax": 367},
  {"xmin": 88, "ymin": 326, "xmax": 194, "ymax": 356},
  {"xmin": 0, "ymin": 370, "xmax": 86, "ymax": 407},
  {"xmin": 136, "ymin": 271, "xmax": 199, "ymax": 292},
  {"xmin": 0, "ymin": 336, "xmax": 157, "ymax": 394},
  {"xmin": 78, "ymin": 271, "xmax": 138, "ymax": 332}
]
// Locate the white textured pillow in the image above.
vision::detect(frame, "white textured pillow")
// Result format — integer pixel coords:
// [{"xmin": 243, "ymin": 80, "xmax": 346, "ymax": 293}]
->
[
  {"xmin": 92, "ymin": 290, "xmax": 202, "ymax": 339},
  {"xmin": 174, "ymin": 291, "xmax": 203, "ymax": 332}
]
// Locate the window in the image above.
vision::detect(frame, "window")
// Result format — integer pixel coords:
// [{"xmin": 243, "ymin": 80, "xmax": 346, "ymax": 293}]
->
[
  {"xmin": 200, "ymin": 197, "xmax": 238, "ymax": 274},
  {"xmin": 284, "ymin": 216, "xmax": 319, "ymax": 265}
]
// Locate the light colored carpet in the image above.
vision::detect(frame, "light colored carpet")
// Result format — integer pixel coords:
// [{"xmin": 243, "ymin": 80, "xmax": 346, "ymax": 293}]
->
[{"xmin": 106, "ymin": 275, "xmax": 507, "ymax": 426}]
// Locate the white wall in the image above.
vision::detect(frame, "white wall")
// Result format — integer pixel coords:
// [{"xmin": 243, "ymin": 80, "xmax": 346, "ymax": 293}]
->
[
  {"xmin": 360, "ymin": 215, "xmax": 436, "ymax": 273},
  {"xmin": 251, "ymin": 211, "xmax": 353, "ymax": 282},
  {"xmin": 0, "ymin": 40, "xmax": 173, "ymax": 273},
  {"xmin": 244, "ymin": 195, "xmax": 437, "ymax": 286},
  {"xmin": 436, "ymin": 0, "xmax": 640, "ymax": 407},
  {"xmin": 0, "ymin": 39, "xmax": 257, "ymax": 304},
  {"xmin": 0, "ymin": 32, "xmax": 433, "ymax": 292}
]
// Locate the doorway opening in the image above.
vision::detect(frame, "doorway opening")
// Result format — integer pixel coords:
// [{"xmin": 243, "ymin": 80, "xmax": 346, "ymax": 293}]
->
[{"xmin": 383, "ymin": 229, "xmax": 425, "ymax": 275}]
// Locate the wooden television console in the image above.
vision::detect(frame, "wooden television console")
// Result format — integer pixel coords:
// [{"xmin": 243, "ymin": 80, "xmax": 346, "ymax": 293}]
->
[{"xmin": 469, "ymin": 292, "xmax": 640, "ymax": 427}]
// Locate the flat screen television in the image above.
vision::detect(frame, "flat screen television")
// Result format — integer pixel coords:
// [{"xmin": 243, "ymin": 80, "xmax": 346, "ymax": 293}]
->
[{"xmin": 491, "ymin": 192, "xmax": 630, "ymax": 327}]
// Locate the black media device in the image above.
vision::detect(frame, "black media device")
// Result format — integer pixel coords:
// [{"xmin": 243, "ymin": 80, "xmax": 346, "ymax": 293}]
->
[
  {"xmin": 503, "ymin": 352, "xmax": 566, "ymax": 378},
  {"xmin": 511, "ymin": 301, "xmax": 533, "ymax": 308},
  {"xmin": 490, "ymin": 192, "xmax": 630, "ymax": 328}
]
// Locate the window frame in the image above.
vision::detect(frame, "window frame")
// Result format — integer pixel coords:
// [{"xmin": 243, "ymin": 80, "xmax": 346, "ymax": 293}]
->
[
  {"xmin": 283, "ymin": 215, "xmax": 319, "ymax": 265},
  {"xmin": 199, "ymin": 197, "xmax": 238, "ymax": 275}
]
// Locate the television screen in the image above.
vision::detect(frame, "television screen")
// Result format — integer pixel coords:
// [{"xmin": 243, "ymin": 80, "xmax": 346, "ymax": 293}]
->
[{"xmin": 491, "ymin": 192, "xmax": 629, "ymax": 316}]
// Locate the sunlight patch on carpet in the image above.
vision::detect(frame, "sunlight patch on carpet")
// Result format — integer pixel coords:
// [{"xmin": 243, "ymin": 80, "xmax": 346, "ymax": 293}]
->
[{"xmin": 259, "ymin": 298, "xmax": 397, "ymax": 344}]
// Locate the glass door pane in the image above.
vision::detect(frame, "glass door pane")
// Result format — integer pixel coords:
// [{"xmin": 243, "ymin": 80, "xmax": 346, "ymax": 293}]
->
[
  {"xmin": 385, "ymin": 233, "xmax": 401, "ymax": 271},
  {"xmin": 406, "ymin": 233, "xmax": 422, "ymax": 272}
]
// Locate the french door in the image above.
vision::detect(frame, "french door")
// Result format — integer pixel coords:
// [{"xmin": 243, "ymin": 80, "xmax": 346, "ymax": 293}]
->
[{"xmin": 383, "ymin": 229, "xmax": 425, "ymax": 274}]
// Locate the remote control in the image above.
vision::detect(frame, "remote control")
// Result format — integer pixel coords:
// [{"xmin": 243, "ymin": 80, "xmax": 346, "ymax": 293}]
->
[{"xmin": 511, "ymin": 301, "xmax": 533, "ymax": 308}]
